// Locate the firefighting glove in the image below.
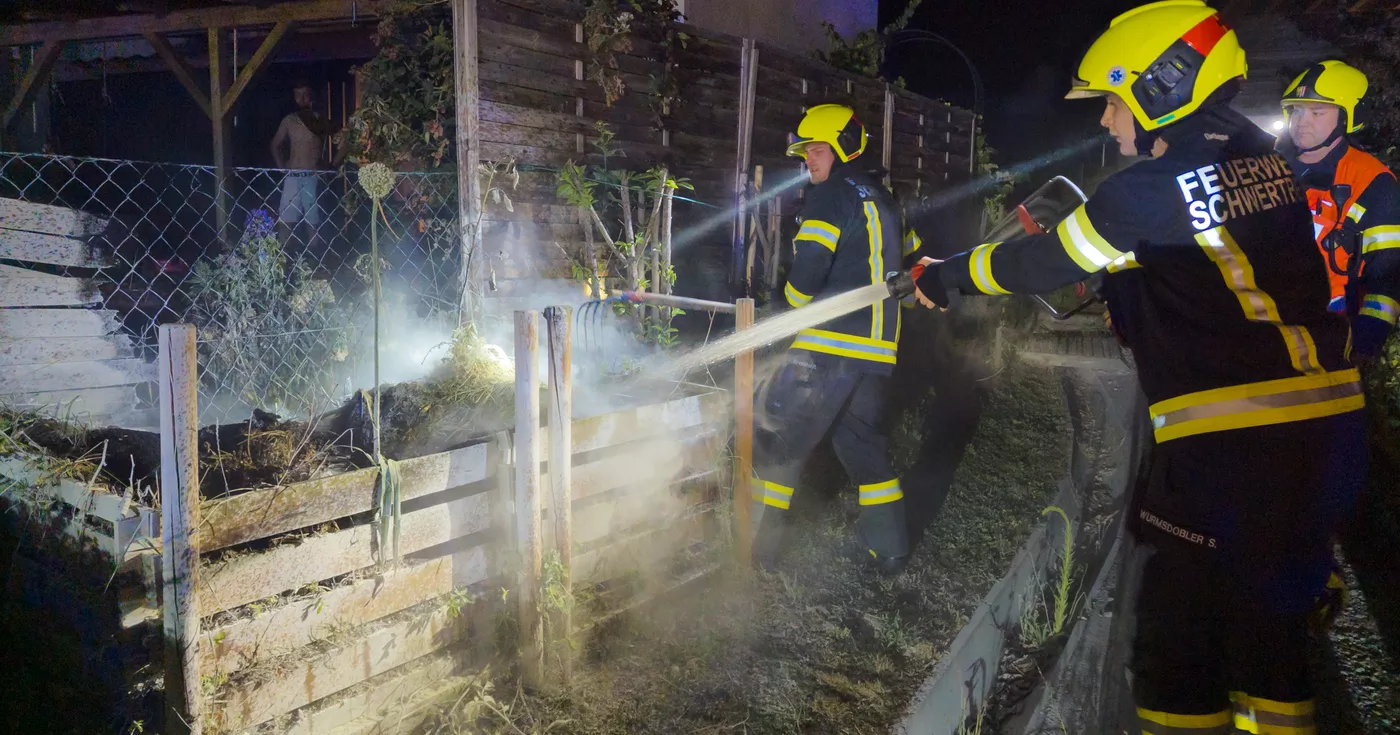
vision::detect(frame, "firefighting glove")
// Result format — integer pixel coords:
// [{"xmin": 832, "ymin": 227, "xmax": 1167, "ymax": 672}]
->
[
  {"xmin": 913, "ymin": 261, "xmax": 950, "ymax": 309},
  {"xmin": 1350, "ymin": 314, "xmax": 1392, "ymax": 362}
]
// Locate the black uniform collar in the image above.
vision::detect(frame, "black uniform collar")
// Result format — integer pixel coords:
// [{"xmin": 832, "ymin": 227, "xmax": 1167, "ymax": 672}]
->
[
  {"xmin": 1155, "ymin": 103, "xmax": 1252, "ymax": 151},
  {"xmin": 1288, "ymin": 140, "xmax": 1350, "ymax": 189}
]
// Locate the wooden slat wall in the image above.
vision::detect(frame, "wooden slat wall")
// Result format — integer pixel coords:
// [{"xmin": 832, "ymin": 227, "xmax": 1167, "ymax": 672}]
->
[
  {"xmin": 0, "ymin": 197, "xmax": 152, "ymax": 423},
  {"xmin": 195, "ymin": 386, "xmax": 728, "ymax": 732},
  {"xmin": 472, "ymin": 0, "xmax": 975, "ymax": 290}
]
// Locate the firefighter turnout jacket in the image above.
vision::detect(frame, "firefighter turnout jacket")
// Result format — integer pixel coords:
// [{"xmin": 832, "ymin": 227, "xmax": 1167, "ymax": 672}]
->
[
  {"xmin": 1288, "ymin": 141, "xmax": 1400, "ymax": 356},
  {"xmin": 784, "ymin": 168, "xmax": 904, "ymax": 372},
  {"xmin": 934, "ymin": 105, "xmax": 1364, "ymax": 445}
]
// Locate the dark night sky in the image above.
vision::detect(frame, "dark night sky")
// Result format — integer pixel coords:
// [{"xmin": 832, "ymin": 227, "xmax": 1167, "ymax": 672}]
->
[{"xmin": 879, "ymin": 0, "xmax": 1145, "ymax": 164}]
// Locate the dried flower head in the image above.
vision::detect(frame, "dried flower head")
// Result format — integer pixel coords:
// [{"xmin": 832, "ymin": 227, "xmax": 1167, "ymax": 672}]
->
[{"xmin": 358, "ymin": 162, "xmax": 395, "ymax": 200}]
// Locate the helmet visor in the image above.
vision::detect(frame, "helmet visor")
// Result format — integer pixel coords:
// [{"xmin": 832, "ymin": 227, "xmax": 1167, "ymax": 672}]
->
[{"xmin": 786, "ymin": 133, "xmax": 813, "ymax": 159}]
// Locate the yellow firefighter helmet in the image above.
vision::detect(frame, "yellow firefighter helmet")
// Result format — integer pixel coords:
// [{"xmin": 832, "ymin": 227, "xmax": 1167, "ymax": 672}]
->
[
  {"xmin": 1282, "ymin": 60, "xmax": 1370, "ymax": 134},
  {"xmin": 786, "ymin": 104, "xmax": 868, "ymax": 163},
  {"xmin": 1065, "ymin": 0, "xmax": 1248, "ymax": 131}
]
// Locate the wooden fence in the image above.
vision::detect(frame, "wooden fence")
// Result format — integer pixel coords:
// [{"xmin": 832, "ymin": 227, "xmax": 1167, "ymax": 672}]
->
[
  {"xmin": 0, "ymin": 197, "xmax": 154, "ymax": 423},
  {"xmin": 0, "ymin": 316, "xmax": 734, "ymax": 735},
  {"xmin": 470, "ymin": 0, "xmax": 976, "ymax": 292}
]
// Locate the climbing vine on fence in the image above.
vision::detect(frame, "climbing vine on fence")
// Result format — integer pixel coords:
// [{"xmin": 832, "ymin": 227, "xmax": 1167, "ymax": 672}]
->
[
  {"xmin": 583, "ymin": 0, "xmax": 689, "ymax": 128},
  {"xmin": 815, "ymin": 0, "xmax": 922, "ymax": 83},
  {"xmin": 342, "ymin": 0, "xmax": 455, "ymax": 169}
]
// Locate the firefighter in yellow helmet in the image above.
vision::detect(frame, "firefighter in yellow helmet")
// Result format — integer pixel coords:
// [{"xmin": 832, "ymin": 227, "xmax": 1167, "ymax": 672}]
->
[
  {"xmin": 1280, "ymin": 60, "xmax": 1400, "ymax": 360},
  {"xmin": 751, "ymin": 103, "xmax": 909, "ymax": 575},
  {"xmin": 908, "ymin": 2, "xmax": 1364, "ymax": 731}
]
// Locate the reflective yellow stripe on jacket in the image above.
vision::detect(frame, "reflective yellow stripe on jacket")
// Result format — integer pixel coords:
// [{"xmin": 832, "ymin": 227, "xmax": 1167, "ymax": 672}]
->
[
  {"xmin": 1362, "ymin": 224, "xmax": 1400, "ymax": 254},
  {"xmin": 785, "ymin": 281, "xmax": 812, "ymax": 308},
  {"xmin": 791, "ymin": 328, "xmax": 897, "ymax": 365},
  {"xmin": 1360, "ymin": 294, "xmax": 1400, "ymax": 325},
  {"xmin": 796, "ymin": 220, "xmax": 840, "ymax": 252},
  {"xmin": 1149, "ymin": 369, "xmax": 1364, "ymax": 443}
]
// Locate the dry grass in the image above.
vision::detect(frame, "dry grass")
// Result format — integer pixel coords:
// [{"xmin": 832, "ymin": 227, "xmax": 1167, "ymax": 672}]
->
[{"xmin": 476, "ymin": 365, "xmax": 1070, "ymax": 735}]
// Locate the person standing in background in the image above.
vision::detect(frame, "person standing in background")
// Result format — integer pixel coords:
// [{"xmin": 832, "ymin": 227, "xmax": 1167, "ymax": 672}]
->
[{"xmin": 270, "ymin": 78, "xmax": 343, "ymax": 263}]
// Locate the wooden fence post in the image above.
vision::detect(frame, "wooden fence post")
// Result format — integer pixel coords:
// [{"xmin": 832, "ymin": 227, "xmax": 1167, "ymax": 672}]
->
[
  {"xmin": 159, "ymin": 324, "xmax": 202, "ymax": 735},
  {"xmin": 544, "ymin": 305, "xmax": 572, "ymax": 681},
  {"xmin": 452, "ymin": 0, "xmax": 484, "ymax": 323},
  {"xmin": 882, "ymin": 84, "xmax": 895, "ymax": 189},
  {"xmin": 514, "ymin": 310, "xmax": 543, "ymax": 687},
  {"xmin": 731, "ymin": 38, "xmax": 758, "ymax": 287},
  {"xmin": 733, "ymin": 299, "xmax": 755, "ymax": 569}
]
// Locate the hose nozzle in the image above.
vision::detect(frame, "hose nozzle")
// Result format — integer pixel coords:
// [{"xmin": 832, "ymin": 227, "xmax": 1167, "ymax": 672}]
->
[{"xmin": 885, "ymin": 264, "xmax": 924, "ymax": 300}]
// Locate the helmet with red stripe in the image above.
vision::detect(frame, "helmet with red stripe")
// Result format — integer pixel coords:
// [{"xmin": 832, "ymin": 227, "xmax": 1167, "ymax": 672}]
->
[{"xmin": 1066, "ymin": 0, "xmax": 1248, "ymax": 131}]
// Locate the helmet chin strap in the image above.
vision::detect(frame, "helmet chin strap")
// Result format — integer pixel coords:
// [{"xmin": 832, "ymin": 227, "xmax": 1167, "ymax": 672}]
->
[
  {"xmin": 1296, "ymin": 118, "xmax": 1345, "ymax": 155},
  {"xmin": 1133, "ymin": 119, "xmax": 1160, "ymax": 157}
]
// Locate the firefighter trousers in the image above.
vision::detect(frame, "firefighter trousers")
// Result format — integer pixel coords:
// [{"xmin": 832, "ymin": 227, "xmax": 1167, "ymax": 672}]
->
[
  {"xmin": 751, "ymin": 351, "xmax": 907, "ymax": 566},
  {"xmin": 1128, "ymin": 411, "xmax": 1366, "ymax": 734}
]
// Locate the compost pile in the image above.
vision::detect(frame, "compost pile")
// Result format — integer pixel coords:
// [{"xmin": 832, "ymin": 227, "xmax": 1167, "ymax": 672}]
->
[
  {"xmin": 436, "ymin": 364, "xmax": 1070, "ymax": 735},
  {"xmin": 0, "ymin": 326, "xmax": 535, "ymax": 504}
]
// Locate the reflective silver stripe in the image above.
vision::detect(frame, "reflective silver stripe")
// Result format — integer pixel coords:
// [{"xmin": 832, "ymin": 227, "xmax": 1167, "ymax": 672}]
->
[
  {"xmin": 1152, "ymin": 380, "xmax": 1362, "ymax": 431},
  {"xmin": 858, "ymin": 480, "xmax": 902, "ymax": 505},
  {"xmin": 1057, "ymin": 205, "xmax": 1125, "ymax": 271},
  {"xmin": 1198, "ymin": 227, "xmax": 1275, "ymax": 322},
  {"xmin": 1278, "ymin": 325, "xmax": 1321, "ymax": 374},
  {"xmin": 865, "ymin": 202, "xmax": 885, "ymax": 340}
]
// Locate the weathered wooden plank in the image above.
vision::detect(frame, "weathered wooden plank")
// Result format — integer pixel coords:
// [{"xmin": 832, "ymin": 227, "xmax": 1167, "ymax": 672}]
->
[
  {"xmin": 479, "ymin": 78, "xmax": 656, "ymax": 128},
  {"xmin": 0, "ymin": 385, "xmax": 142, "ymax": 420},
  {"xmin": 569, "ymin": 389, "xmax": 724, "ymax": 454},
  {"xmin": 479, "ymin": 119, "xmax": 579, "ymax": 153},
  {"xmin": 479, "ymin": 0, "xmax": 576, "ymax": 37},
  {"xmin": 0, "ymin": 457, "xmax": 141, "ymax": 524},
  {"xmin": 480, "ymin": 100, "xmax": 663, "ymax": 146},
  {"xmin": 571, "ymin": 471, "xmax": 715, "ymax": 547},
  {"xmin": 199, "ymin": 441, "xmax": 491, "ymax": 551},
  {"xmin": 494, "ymin": 0, "xmax": 584, "ymax": 21},
  {"xmin": 208, "ymin": 602, "xmax": 473, "ymax": 732},
  {"xmin": 0, "ymin": 334, "xmax": 131, "ymax": 367},
  {"xmin": 0, "ymin": 229, "xmax": 100, "ymax": 267},
  {"xmin": 479, "ymin": 18, "xmax": 583, "ymax": 60},
  {"xmin": 573, "ymin": 510, "xmax": 709, "ymax": 583},
  {"xmin": 0, "ymin": 307, "xmax": 121, "ymax": 338},
  {"xmin": 0, "ymin": 198, "xmax": 108, "ymax": 238},
  {"xmin": 198, "ymin": 492, "xmax": 493, "ymax": 614},
  {"xmin": 482, "ymin": 141, "xmax": 576, "ymax": 167},
  {"xmin": 0, "ymin": 356, "xmax": 154, "ymax": 395},
  {"xmin": 563, "ymin": 430, "xmax": 724, "ymax": 505},
  {"xmin": 286, "ymin": 648, "xmax": 472, "ymax": 735},
  {"xmin": 158, "ymin": 323, "xmax": 202, "ymax": 735},
  {"xmin": 200, "ymin": 553, "xmax": 473, "ymax": 678},
  {"xmin": 0, "ymin": 264, "xmax": 100, "ymax": 307}
]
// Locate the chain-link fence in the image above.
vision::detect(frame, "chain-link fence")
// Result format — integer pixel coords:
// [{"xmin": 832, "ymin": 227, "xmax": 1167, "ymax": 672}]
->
[{"xmin": 0, "ymin": 151, "xmax": 464, "ymax": 424}]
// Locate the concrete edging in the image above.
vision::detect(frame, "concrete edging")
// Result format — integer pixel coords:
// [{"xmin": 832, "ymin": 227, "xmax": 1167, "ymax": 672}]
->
[{"xmin": 894, "ymin": 477, "xmax": 1082, "ymax": 735}]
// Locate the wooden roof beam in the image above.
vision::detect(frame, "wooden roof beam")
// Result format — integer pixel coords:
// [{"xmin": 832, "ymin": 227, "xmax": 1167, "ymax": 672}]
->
[
  {"xmin": 0, "ymin": 0, "xmax": 369, "ymax": 47},
  {"xmin": 142, "ymin": 32, "xmax": 212, "ymax": 119},
  {"xmin": 2, "ymin": 40, "xmax": 63, "ymax": 130},
  {"xmin": 221, "ymin": 19, "xmax": 295, "ymax": 116}
]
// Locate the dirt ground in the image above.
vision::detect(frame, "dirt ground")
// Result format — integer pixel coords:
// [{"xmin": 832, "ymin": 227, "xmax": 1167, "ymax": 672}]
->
[{"xmin": 459, "ymin": 364, "xmax": 1070, "ymax": 735}]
